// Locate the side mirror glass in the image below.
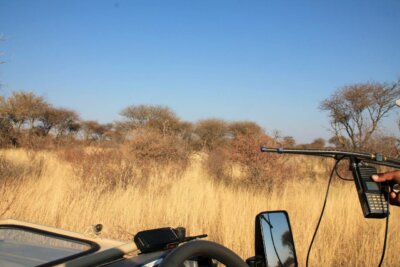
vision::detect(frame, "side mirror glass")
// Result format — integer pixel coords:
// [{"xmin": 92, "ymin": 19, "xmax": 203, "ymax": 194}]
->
[{"xmin": 257, "ymin": 211, "xmax": 297, "ymax": 267}]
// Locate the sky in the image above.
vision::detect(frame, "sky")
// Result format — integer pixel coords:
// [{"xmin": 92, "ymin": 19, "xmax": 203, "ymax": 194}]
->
[{"xmin": 0, "ymin": 0, "xmax": 400, "ymax": 143}]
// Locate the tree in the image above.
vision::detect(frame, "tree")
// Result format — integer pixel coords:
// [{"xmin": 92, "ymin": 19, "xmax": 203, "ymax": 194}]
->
[
  {"xmin": 228, "ymin": 121, "xmax": 264, "ymax": 138},
  {"xmin": 52, "ymin": 108, "xmax": 80, "ymax": 138},
  {"xmin": 37, "ymin": 105, "xmax": 61, "ymax": 135},
  {"xmin": 194, "ymin": 119, "xmax": 228, "ymax": 150},
  {"xmin": 281, "ymin": 230, "xmax": 295, "ymax": 256},
  {"xmin": 309, "ymin": 138, "xmax": 326, "ymax": 149},
  {"xmin": 282, "ymin": 136, "xmax": 296, "ymax": 147},
  {"xmin": 0, "ymin": 95, "xmax": 15, "ymax": 146},
  {"xmin": 328, "ymin": 135, "xmax": 350, "ymax": 149},
  {"xmin": 1, "ymin": 91, "xmax": 48, "ymax": 131},
  {"xmin": 320, "ymin": 81, "xmax": 400, "ymax": 150},
  {"xmin": 112, "ymin": 121, "xmax": 132, "ymax": 142},
  {"xmin": 120, "ymin": 105, "xmax": 182, "ymax": 136},
  {"xmin": 81, "ymin": 120, "xmax": 112, "ymax": 142}
]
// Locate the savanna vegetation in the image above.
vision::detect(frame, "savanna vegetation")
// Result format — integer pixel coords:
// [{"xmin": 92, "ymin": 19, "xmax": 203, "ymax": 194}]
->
[{"xmin": 1, "ymin": 79, "xmax": 400, "ymax": 266}]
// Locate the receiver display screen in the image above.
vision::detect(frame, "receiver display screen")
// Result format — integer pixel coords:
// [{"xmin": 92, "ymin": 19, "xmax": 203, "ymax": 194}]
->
[{"xmin": 365, "ymin": 181, "xmax": 380, "ymax": 191}]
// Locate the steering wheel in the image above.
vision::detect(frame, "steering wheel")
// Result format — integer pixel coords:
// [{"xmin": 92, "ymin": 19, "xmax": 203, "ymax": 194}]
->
[{"xmin": 159, "ymin": 240, "xmax": 248, "ymax": 267}]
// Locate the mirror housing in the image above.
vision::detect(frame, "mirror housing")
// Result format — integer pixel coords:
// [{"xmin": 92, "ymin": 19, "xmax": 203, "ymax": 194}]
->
[{"xmin": 255, "ymin": 211, "xmax": 298, "ymax": 267}]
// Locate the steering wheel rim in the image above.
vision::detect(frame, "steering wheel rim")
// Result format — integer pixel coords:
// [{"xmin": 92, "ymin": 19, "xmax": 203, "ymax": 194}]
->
[{"xmin": 159, "ymin": 240, "xmax": 248, "ymax": 267}]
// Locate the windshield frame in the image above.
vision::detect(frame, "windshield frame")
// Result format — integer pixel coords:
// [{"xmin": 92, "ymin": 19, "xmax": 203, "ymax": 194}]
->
[{"xmin": 0, "ymin": 224, "xmax": 100, "ymax": 267}]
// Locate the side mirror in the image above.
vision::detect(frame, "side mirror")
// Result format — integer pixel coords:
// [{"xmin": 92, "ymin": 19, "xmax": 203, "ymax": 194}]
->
[{"xmin": 255, "ymin": 211, "xmax": 298, "ymax": 267}]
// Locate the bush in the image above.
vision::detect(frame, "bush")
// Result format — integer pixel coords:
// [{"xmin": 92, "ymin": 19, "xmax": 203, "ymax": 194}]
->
[
  {"xmin": 206, "ymin": 133, "xmax": 295, "ymax": 190},
  {"xmin": 0, "ymin": 119, "xmax": 17, "ymax": 147},
  {"xmin": 193, "ymin": 119, "xmax": 228, "ymax": 151},
  {"xmin": 58, "ymin": 147, "xmax": 135, "ymax": 190},
  {"xmin": 0, "ymin": 153, "xmax": 44, "ymax": 184},
  {"xmin": 128, "ymin": 129, "xmax": 191, "ymax": 178}
]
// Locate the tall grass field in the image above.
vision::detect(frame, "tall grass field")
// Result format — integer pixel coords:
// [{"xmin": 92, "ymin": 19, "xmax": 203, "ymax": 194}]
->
[{"xmin": 1, "ymin": 149, "xmax": 399, "ymax": 266}]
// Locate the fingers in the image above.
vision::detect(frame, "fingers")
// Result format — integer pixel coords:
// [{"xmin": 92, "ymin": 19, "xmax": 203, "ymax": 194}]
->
[
  {"xmin": 389, "ymin": 192, "xmax": 400, "ymax": 206},
  {"xmin": 372, "ymin": 170, "xmax": 400, "ymax": 183},
  {"xmin": 372, "ymin": 171, "xmax": 400, "ymax": 206}
]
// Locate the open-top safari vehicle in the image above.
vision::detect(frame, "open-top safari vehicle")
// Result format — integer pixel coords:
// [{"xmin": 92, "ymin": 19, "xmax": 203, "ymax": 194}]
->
[
  {"xmin": 1, "ymin": 147, "xmax": 400, "ymax": 267},
  {"xmin": 2, "ymin": 208, "xmax": 299, "ymax": 267},
  {"xmin": 0, "ymin": 210, "xmax": 293, "ymax": 267}
]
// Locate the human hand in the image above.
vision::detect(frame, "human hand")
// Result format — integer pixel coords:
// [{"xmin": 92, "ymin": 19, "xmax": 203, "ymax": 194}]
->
[{"xmin": 372, "ymin": 171, "xmax": 400, "ymax": 206}]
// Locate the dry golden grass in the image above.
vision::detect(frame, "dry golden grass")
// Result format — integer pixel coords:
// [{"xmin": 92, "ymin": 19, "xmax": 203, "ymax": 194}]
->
[{"xmin": 1, "ymin": 149, "xmax": 400, "ymax": 266}]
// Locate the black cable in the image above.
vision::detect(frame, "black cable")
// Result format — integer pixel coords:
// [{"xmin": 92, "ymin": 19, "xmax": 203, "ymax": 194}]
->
[
  {"xmin": 335, "ymin": 168, "xmax": 353, "ymax": 181},
  {"xmin": 306, "ymin": 159, "xmax": 339, "ymax": 267},
  {"xmin": 335, "ymin": 160, "xmax": 353, "ymax": 181},
  {"xmin": 378, "ymin": 190, "xmax": 390, "ymax": 267}
]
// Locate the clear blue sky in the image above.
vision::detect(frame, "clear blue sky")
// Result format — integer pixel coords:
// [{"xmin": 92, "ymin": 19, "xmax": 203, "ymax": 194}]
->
[{"xmin": 1, "ymin": 0, "xmax": 399, "ymax": 143}]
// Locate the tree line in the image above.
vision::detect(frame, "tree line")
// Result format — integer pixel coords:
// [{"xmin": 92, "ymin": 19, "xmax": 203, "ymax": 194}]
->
[
  {"xmin": 0, "ymin": 91, "xmax": 273, "ymax": 149},
  {"xmin": 1, "ymin": 79, "xmax": 400, "ymax": 156}
]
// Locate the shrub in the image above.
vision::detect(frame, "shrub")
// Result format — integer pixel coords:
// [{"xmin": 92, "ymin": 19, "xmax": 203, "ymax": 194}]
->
[
  {"xmin": 128, "ymin": 129, "xmax": 191, "ymax": 178},
  {"xmin": 58, "ymin": 147, "xmax": 135, "ymax": 190},
  {"xmin": 193, "ymin": 119, "xmax": 228, "ymax": 151},
  {"xmin": 206, "ymin": 133, "xmax": 295, "ymax": 190},
  {"xmin": 0, "ymin": 153, "xmax": 44, "ymax": 184}
]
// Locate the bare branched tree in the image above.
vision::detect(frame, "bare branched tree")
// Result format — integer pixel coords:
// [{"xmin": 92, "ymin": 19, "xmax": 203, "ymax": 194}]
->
[{"xmin": 320, "ymin": 81, "xmax": 400, "ymax": 150}]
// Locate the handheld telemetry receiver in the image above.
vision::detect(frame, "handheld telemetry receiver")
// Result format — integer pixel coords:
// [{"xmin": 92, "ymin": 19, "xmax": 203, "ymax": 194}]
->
[
  {"xmin": 260, "ymin": 147, "xmax": 400, "ymax": 219},
  {"xmin": 350, "ymin": 161, "xmax": 387, "ymax": 218}
]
